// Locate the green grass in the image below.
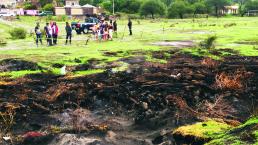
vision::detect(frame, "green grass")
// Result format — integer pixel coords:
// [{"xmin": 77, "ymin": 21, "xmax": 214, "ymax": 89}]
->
[
  {"xmin": 73, "ymin": 69, "xmax": 105, "ymax": 76},
  {"xmin": 0, "ymin": 70, "xmax": 42, "ymax": 78},
  {"xmin": 172, "ymin": 117, "xmax": 258, "ymax": 145},
  {"xmin": 205, "ymin": 117, "xmax": 258, "ymax": 145},
  {"xmin": 173, "ymin": 119, "xmax": 231, "ymax": 140},
  {"xmin": 2, "ymin": 16, "xmax": 258, "ymax": 78}
]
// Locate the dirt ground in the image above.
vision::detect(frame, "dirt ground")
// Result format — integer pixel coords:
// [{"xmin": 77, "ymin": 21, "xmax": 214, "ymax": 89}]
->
[{"xmin": 0, "ymin": 50, "xmax": 258, "ymax": 145}]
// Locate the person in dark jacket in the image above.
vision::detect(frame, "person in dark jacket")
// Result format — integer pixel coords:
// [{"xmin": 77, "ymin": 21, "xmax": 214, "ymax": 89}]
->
[
  {"xmin": 35, "ymin": 22, "xmax": 42, "ymax": 46},
  {"xmin": 128, "ymin": 18, "xmax": 132, "ymax": 35},
  {"xmin": 65, "ymin": 22, "xmax": 72, "ymax": 45},
  {"xmin": 44, "ymin": 22, "xmax": 53, "ymax": 46},
  {"xmin": 113, "ymin": 20, "xmax": 117, "ymax": 38}
]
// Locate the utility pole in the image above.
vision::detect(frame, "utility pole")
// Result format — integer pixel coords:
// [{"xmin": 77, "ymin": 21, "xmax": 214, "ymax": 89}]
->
[{"xmin": 113, "ymin": 0, "xmax": 115, "ymax": 15}]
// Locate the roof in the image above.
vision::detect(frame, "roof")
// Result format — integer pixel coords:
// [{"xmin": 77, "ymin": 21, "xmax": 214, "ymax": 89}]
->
[
  {"xmin": 82, "ymin": 4, "xmax": 96, "ymax": 8},
  {"xmin": 225, "ymin": 5, "xmax": 239, "ymax": 10},
  {"xmin": 64, "ymin": 4, "xmax": 81, "ymax": 8}
]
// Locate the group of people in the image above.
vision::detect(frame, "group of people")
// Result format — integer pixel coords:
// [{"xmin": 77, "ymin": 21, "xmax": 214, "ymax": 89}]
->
[
  {"xmin": 34, "ymin": 18, "xmax": 132, "ymax": 46},
  {"xmin": 91, "ymin": 19, "xmax": 117, "ymax": 41},
  {"xmin": 91, "ymin": 18, "xmax": 133, "ymax": 41},
  {"xmin": 34, "ymin": 21, "xmax": 72, "ymax": 46}
]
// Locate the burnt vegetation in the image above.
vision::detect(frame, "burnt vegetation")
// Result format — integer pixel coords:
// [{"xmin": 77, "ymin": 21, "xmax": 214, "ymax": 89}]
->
[{"xmin": 0, "ymin": 49, "xmax": 258, "ymax": 144}]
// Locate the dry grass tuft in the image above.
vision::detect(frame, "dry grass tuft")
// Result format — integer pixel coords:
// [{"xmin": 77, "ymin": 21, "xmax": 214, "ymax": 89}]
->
[
  {"xmin": 0, "ymin": 103, "xmax": 20, "ymax": 132},
  {"xmin": 198, "ymin": 95, "xmax": 236, "ymax": 119},
  {"xmin": 215, "ymin": 70, "xmax": 253, "ymax": 90},
  {"xmin": 44, "ymin": 83, "xmax": 71, "ymax": 102},
  {"xmin": 166, "ymin": 95, "xmax": 199, "ymax": 116},
  {"xmin": 201, "ymin": 58, "xmax": 219, "ymax": 68}
]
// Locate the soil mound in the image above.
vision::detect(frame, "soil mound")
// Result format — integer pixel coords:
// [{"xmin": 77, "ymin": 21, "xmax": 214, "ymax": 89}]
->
[{"xmin": 0, "ymin": 59, "xmax": 42, "ymax": 72}]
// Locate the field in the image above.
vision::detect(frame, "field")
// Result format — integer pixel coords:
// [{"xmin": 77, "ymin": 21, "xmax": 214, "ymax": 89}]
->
[
  {"xmin": 0, "ymin": 16, "xmax": 258, "ymax": 145},
  {"xmin": 1, "ymin": 17, "xmax": 258, "ymax": 77}
]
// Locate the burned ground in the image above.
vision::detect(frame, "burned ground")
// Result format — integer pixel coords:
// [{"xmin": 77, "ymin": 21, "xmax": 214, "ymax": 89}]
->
[
  {"xmin": 0, "ymin": 59, "xmax": 42, "ymax": 72},
  {"xmin": 0, "ymin": 52, "xmax": 258, "ymax": 145}
]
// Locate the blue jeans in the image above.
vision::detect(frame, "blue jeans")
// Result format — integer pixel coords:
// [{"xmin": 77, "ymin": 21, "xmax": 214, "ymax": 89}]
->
[{"xmin": 36, "ymin": 34, "xmax": 42, "ymax": 45}]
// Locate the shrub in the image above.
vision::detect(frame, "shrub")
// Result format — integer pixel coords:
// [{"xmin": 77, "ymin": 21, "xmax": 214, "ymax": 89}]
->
[
  {"xmin": 167, "ymin": 0, "xmax": 193, "ymax": 19},
  {"xmin": 45, "ymin": 15, "xmax": 53, "ymax": 21},
  {"xmin": 56, "ymin": 15, "xmax": 68, "ymax": 21},
  {"xmin": 42, "ymin": 3, "xmax": 54, "ymax": 12},
  {"xmin": 0, "ymin": 38, "xmax": 7, "ymax": 46},
  {"xmin": 9, "ymin": 28, "xmax": 27, "ymax": 39},
  {"xmin": 199, "ymin": 35, "xmax": 217, "ymax": 50},
  {"xmin": 23, "ymin": 2, "xmax": 37, "ymax": 10},
  {"xmin": 140, "ymin": 0, "xmax": 166, "ymax": 19}
]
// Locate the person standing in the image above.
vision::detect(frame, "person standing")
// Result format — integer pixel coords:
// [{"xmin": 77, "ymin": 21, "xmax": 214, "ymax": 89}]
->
[
  {"xmin": 44, "ymin": 23, "xmax": 53, "ymax": 46},
  {"xmin": 35, "ymin": 22, "xmax": 42, "ymax": 46},
  {"xmin": 108, "ymin": 23, "xmax": 113, "ymax": 40},
  {"xmin": 128, "ymin": 18, "xmax": 132, "ymax": 36},
  {"xmin": 113, "ymin": 20, "xmax": 117, "ymax": 38},
  {"xmin": 65, "ymin": 22, "xmax": 72, "ymax": 45},
  {"xmin": 52, "ymin": 22, "xmax": 59, "ymax": 45}
]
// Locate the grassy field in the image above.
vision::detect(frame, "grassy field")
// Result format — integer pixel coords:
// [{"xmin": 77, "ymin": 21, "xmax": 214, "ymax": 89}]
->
[{"xmin": 1, "ymin": 16, "xmax": 258, "ymax": 78}]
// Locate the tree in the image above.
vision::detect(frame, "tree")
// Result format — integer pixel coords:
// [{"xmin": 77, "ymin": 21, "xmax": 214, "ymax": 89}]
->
[
  {"xmin": 193, "ymin": 1, "xmax": 207, "ymax": 16},
  {"xmin": 120, "ymin": 0, "xmax": 142, "ymax": 13},
  {"xmin": 205, "ymin": 0, "xmax": 231, "ymax": 17},
  {"xmin": 161, "ymin": 0, "xmax": 173, "ymax": 6},
  {"xmin": 43, "ymin": 3, "xmax": 54, "ymax": 12},
  {"xmin": 39, "ymin": 0, "xmax": 53, "ymax": 7},
  {"xmin": 140, "ymin": 0, "xmax": 166, "ymax": 19},
  {"xmin": 23, "ymin": 2, "xmax": 37, "ymax": 10},
  {"xmin": 101, "ymin": 0, "xmax": 141, "ymax": 14},
  {"xmin": 245, "ymin": 0, "xmax": 258, "ymax": 14},
  {"xmin": 80, "ymin": 0, "xmax": 93, "ymax": 5},
  {"xmin": 101, "ymin": 0, "xmax": 113, "ymax": 12},
  {"xmin": 168, "ymin": 0, "xmax": 193, "ymax": 19},
  {"xmin": 234, "ymin": 0, "xmax": 250, "ymax": 16},
  {"xmin": 92, "ymin": 0, "xmax": 104, "ymax": 6}
]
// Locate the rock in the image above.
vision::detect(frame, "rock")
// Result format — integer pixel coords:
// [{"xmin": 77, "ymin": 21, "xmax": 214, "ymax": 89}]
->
[
  {"xmin": 194, "ymin": 90, "xmax": 201, "ymax": 96},
  {"xmin": 142, "ymin": 102, "xmax": 149, "ymax": 110}
]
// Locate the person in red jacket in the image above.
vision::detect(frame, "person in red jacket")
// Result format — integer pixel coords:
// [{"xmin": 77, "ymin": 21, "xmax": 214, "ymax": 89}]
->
[{"xmin": 52, "ymin": 22, "xmax": 59, "ymax": 45}]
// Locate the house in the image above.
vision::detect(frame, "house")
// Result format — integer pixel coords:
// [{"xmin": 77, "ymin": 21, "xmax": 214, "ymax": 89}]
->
[
  {"xmin": 0, "ymin": 0, "xmax": 21, "ymax": 8},
  {"xmin": 55, "ymin": 0, "xmax": 103, "ymax": 16},
  {"xmin": 65, "ymin": 0, "xmax": 79, "ymax": 6},
  {"xmin": 221, "ymin": 5, "xmax": 239, "ymax": 15}
]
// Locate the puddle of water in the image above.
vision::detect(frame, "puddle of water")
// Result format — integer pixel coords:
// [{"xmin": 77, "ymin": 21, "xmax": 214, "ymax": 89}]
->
[{"xmin": 151, "ymin": 41, "xmax": 194, "ymax": 48}]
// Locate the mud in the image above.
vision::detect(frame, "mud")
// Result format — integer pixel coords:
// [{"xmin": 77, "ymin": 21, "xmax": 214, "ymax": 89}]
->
[{"xmin": 0, "ymin": 51, "xmax": 258, "ymax": 145}]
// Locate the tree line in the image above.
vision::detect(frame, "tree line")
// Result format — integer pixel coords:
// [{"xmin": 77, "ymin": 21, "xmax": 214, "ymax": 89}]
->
[
  {"xmin": 22, "ymin": 0, "xmax": 258, "ymax": 18},
  {"xmin": 81, "ymin": 0, "xmax": 258, "ymax": 18}
]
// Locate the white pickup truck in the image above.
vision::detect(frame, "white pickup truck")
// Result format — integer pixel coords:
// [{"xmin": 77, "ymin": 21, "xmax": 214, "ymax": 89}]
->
[{"xmin": 0, "ymin": 12, "xmax": 16, "ymax": 17}]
